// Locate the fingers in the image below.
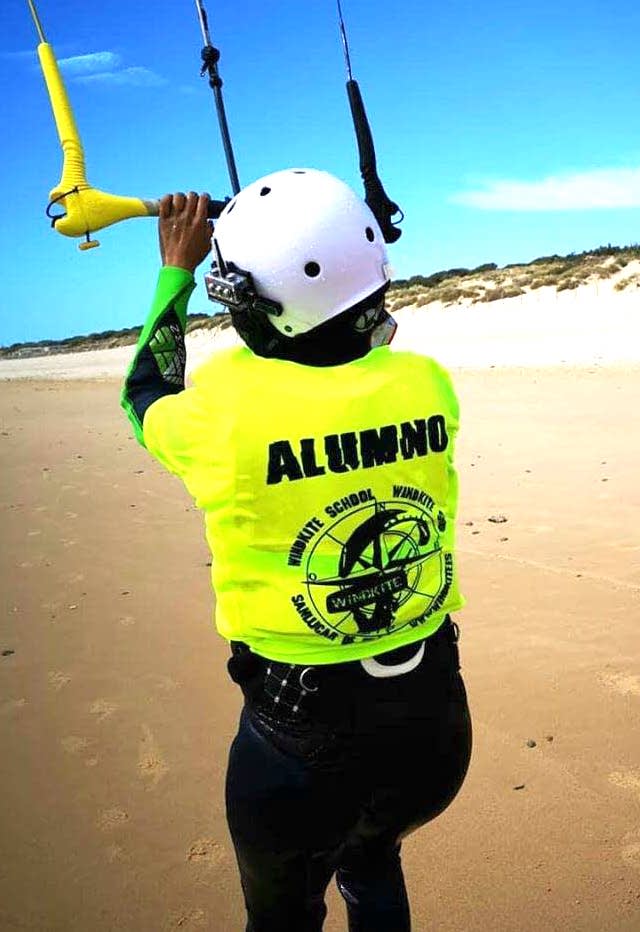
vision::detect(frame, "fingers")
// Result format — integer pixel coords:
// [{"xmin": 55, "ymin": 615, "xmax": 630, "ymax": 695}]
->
[
  {"xmin": 159, "ymin": 194, "xmax": 173, "ymax": 219},
  {"xmin": 158, "ymin": 189, "xmax": 213, "ymax": 272},
  {"xmin": 195, "ymin": 192, "xmax": 211, "ymax": 223},
  {"xmin": 172, "ymin": 191, "xmax": 187, "ymax": 215},
  {"xmin": 159, "ymin": 192, "xmax": 186, "ymax": 219},
  {"xmin": 160, "ymin": 191, "xmax": 209, "ymax": 220}
]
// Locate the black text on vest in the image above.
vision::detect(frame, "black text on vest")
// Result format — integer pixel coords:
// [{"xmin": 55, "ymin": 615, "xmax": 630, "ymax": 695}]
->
[{"xmin": 266, "ymin": 416, "xmax": 448, "ymax": 485}]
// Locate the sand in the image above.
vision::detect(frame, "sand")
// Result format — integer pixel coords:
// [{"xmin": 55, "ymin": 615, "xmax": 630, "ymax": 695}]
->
[{"xmin": 1, "ymin": 291, "xmax": 640, "ymax": 930}]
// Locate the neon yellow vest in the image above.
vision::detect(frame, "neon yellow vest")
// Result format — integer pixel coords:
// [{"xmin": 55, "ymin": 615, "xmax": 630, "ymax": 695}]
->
[{"xmin": 143, "ymin": 345, "xmax": 464, "ymax": 663}]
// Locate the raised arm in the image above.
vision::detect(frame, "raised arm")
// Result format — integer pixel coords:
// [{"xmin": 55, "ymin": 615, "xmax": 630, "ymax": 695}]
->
[{"xmin": 120, "ymin": 192, "xmax": 213, "ymax": 444}]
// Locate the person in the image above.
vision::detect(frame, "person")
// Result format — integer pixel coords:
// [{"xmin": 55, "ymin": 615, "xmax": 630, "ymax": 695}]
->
[{"xmin": 121, "ymin": 169, "xmax": 472, "ymax": 932}]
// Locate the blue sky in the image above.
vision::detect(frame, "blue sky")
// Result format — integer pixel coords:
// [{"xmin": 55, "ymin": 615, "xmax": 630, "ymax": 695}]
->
[{"xmin": 3, "ymin": 0, "xmax": 640, "ymax": 344}]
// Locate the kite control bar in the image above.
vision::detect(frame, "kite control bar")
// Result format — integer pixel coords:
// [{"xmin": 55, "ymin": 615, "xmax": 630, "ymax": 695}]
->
[
  {"xmin": 28, "ymin": 0, "xmax": 402, "ymax": 252},
  {"xmin": 27, "ymin": 0, "xmax": 227, "ymax": 250}
]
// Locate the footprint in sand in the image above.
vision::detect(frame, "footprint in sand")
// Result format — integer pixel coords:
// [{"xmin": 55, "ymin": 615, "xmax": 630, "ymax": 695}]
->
[
  {"xmin": 619, "ymin": 826, "xmax": 640, "ymax": 867},
  {"xmin": 622, "ymin": 843, "xmax": 640, "ymax": 867},
  {"xmin": 164, "ymin": 908, "xmax": 206, "ymax": 930},
  {"xmin": 609, "ymin": 770, "xmax": 640, "ymax": 798},
  {"xmin": 119, "ymin": 615, "xmax": 136, "ymax": 627},
  {"xmin": 89, "ymin": 699, "xmax": 118, "ymax": 722},
  {"xmin": 153, "ymin": 675, "xmax": 180, "ymax": 692},
  {"xmin": 61, "ymin": 735, "xmax": 90, "ymax": 754},
  {"xmin": 0, "ymin": 698, "xmax": 26, "ymax": 715},
  {"xmin": 598, "ymin": 672, "xmax": 640, "ymax": 697},
  {"xmin": 138, "ymin": 725, "xmax": 168, "ymax": 788},
  {"xmin": 187, "ymin": 839, "xmax": 226, "ymax": 867},
  {"xmin": 105, "ymin": 843, "xmax": 129, "ymax": 863},
  {"xmin": 98, "ymin": 808, "xmax": 129, "ymax": 831},
  {"xmin": 60, "ymin": 735, "xmax": 99, "ymax": 766},
  {"xmin": 48, "ymin": 671, "xmax": 71, "ymax": 690}
]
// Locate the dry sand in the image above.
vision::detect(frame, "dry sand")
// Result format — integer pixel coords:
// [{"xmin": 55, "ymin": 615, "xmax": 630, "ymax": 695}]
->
[{"xmin": 1, "ymin": 291, "xmax": 640, "ymax": 930}]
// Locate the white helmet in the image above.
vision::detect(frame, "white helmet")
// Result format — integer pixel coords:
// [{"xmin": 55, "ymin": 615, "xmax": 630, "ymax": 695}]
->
[{"xmin": 213, "ymin": 168, "xmax": 392, "ymax": 337}]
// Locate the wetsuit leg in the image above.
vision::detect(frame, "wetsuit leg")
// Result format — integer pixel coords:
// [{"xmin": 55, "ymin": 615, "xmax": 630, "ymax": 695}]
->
[
  {"xmin": 335, "ymin": 673, "xmax": 472, "ymax": 932},
  {"xmin": 225, "ymin": 708, "xmax": 359, "ymax": 932},
  {"xmin": 336, "ymin": 843, "xmax": 410, "ymax": 932},
  {"xmin": 225, "ymin": 622, "xmax": 472, "ymax": 932}
]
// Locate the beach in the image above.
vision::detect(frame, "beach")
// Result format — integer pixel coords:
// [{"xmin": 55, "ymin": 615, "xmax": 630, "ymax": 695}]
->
[{"xmin": 1, "ymin": 289, "xmax": 640, "ymax": 931}]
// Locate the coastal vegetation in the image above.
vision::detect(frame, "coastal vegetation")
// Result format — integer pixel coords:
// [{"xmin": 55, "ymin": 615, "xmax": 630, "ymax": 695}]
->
[
  {"xmin": 3, "ymin": 245, "xmax": 639, "ymax": 359},
  {"xmin": 386, "ymin": 244, "xmax": 640, "ymax": 312}
]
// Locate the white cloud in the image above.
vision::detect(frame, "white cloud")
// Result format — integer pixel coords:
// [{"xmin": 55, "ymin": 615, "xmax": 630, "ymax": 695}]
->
[
  {"xmin": 56, "ymin": 52, "xmax": 167, "ymax": 88},
  {"xmin": 452, "ymin": 167, "xmax": 640, "ymax": 211},
  {"xmin": 58, "ymin": 51, "xmax": 122, "ymax": 75},
  {"xmin": 8, "ymin": 45, "xmax": 167, "ymax": 90},
  {"xmin": 74, "ymin": 66, "xmax": 168, "ymax": 88}
]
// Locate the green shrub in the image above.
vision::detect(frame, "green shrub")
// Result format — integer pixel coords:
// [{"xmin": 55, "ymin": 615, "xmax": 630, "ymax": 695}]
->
[
  {"xmin": 557, "ymin": 279, "xmax": 580, "ymax": 291},
  {"xmin": 501, "ymin": 286, "xmax": 525, "ymax": 299},
  {"xmin": 483, "ymin": 288, "xmax": 506, "ymax": 302},
  {"xmin": 614, "ymin": 276, "xmax": 640, "ymax": 292},
  {"xmin": 472, "ymin": 262, "xmax": 498, "ymax": 274}
]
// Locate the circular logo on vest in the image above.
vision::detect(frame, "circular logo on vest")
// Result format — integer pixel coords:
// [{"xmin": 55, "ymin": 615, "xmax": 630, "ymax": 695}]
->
[{"xmin": 289, "ymin": 488, "xmax": 450, "ymax": 643}]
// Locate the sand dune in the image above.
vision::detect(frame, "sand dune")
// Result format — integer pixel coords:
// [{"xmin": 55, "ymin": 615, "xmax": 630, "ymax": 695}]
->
[
  {"xmin": 1, "ymin": 286, "xmax": 640, "ymax": 930},
  {"xmin": 1, "ymin": 278, "xmax": 639, "ymax": 381}
]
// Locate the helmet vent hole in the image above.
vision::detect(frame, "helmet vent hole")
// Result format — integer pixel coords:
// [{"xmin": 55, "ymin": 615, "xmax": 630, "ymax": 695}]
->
[
  {"xmin": 304, "ymin": 261, "xmax": 321, "ymax": 278},
  {"xmin": 284, "ymin": 325, "xmax": 293, "ymax": 333},
  {"xmin": 365, "ymin": 226, "xmax": 375, "ymax": 242},
  {"xmin": 293, "ymin": 170, "xmax": 306, "ymax": 174},
  {"xmin": 227, "ymin": 200, "xmax": 236, "ymax": 213},
  {"xmin": 260, "ymin": 186, "xmax": 271, "ymax": 196}
]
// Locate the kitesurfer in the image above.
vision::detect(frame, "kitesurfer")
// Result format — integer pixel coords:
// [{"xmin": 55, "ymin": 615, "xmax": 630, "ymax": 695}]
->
[{"xmin": 121, "ymin": 171, "xmax": 472, "ymax": 931}]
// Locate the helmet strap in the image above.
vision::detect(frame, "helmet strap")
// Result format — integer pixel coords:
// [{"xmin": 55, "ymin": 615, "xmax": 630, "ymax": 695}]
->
[{"xmin": 231, "ymin": 284, "xmax": 394, "ymax": 366}]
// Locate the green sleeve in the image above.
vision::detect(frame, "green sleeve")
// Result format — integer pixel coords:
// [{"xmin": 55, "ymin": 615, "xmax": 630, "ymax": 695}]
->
[{"xmin": 120, "ymin": 266, "xmax": 196, "ymax": 445}]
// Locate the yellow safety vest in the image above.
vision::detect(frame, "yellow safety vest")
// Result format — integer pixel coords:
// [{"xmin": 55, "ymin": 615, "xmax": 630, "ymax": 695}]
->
[{"xmin": 143, "ymin": 345, "xmax": 464, "ymax": 663}]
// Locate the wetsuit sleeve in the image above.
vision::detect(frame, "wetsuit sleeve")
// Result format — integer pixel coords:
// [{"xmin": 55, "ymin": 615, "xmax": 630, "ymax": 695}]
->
[{"xmin": 120, "ymin": 266, "xmax": 196, "ymax": 445}]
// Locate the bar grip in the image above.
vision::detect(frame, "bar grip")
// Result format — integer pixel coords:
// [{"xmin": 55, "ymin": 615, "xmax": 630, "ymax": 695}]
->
[
  {"xmin": 36, "ymin": 41, "xmax": 227, "ymax": 243},
  {"xmin": 144, "ymin": 199, "xmax": 228, "ymax": 219}
]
